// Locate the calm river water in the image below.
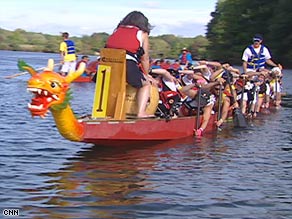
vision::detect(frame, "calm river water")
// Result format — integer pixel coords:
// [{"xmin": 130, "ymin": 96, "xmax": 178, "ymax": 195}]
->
[{"xmin": 0, "ymin": 50, "xmax": 291, "ymax": 219}]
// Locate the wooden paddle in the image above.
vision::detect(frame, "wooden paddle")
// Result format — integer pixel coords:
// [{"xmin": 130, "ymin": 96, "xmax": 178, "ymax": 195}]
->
[
  {"xmin": 4, "ymin": 63, "xmax": 61, "ymax": 79},
  {"xmin": 275, "ymin": 76, "xmax": 279, "ymax": 106},
  {"xmin": 224, "ymin": 70, "xmax": 248, "ymax": 128},
  {"xmin": 196, "ymin": 85, "xmax": 202, "ymax": 130},
  {"xmin": 239, "ymin": 76, "xmax": 246, "ymax": 112},
  {"xmin": 217, "ymin": 84, "xmax": 223, "ymax": 130}
]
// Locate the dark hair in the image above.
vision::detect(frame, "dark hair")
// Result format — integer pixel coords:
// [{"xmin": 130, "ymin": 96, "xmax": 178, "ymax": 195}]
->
[
  {"xmin": 117, "ymin": 11, "xmax": 153, "ymax": 34},
  {"xmin": 62, "ymin": 32, "xmax": 69, "ymax": 38}
]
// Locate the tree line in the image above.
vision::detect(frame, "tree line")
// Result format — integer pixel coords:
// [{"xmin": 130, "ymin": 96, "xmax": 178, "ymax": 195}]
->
[
  {"xmin": 0, "ymin": 28, "xmax": 208, "ymax": 61},
  {"xmin": 1, "ymin": 0, "xmax": 291, "ymax": 67},
  {"xmin": 206, "ymin": 0, "xmax": 292, "ymax": 68}
]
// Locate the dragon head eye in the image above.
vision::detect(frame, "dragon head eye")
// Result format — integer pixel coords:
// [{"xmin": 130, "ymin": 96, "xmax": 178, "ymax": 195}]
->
[{"xmin": 50, "ymin": 81, "xmax": 58, "ymax": 88}]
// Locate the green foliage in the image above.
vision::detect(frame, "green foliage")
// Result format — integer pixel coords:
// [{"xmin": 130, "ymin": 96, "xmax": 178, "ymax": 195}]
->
[
  {"xmin": 207, "ymin": 0, "xmax": 292, "ymax": 67},
  {"xmin": 149, "ymin": 37, "xmax": 172, "ymax": 58},
  {"xmin": 0, "ymin": 28, "xmax": 208, "ymax": 60},
  {"xmin": 189, "ymin": 36, "xmax": 209, "ymax": 59}
]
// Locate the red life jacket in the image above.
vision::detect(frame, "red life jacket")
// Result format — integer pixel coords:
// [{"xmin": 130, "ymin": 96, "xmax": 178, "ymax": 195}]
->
[
  {"xmin": 180, "ymin": 53, "xmax": 187, "ymax": 65},
  {"xmin": 170, "ymin": 63, "xmax": 181, "ymax": 70},
  {"xmin": 106, "ymin": 26, "xmax": 141, "ymax": 54}
]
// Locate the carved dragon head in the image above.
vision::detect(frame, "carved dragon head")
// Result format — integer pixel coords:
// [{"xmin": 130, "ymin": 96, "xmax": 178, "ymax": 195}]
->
[{"xmin": 21, "ymin": 59, "xmax": 85, "ymax": 118}]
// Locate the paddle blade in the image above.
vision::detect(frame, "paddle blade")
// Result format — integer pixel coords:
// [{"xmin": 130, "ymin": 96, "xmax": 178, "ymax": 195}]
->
[{"xmin": 233, "ymin": 108, "xmax": 248, "ymax": 128}]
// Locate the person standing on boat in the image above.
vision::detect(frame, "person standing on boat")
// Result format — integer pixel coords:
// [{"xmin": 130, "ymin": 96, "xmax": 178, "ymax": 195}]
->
[
  {"xmin": 242, "ymin": 34, "xmax": 282, "ymax": 76},
  {"xmin": 59, "ymin": 32, "xmax": 77, "ymax": 76},
  {"xmin": 178, "ymin": 47, "xmax": 193, "ymax": 69},
  {"xmin": 105, "ymin": 11, "xmax": 154, "ymax": 118}
]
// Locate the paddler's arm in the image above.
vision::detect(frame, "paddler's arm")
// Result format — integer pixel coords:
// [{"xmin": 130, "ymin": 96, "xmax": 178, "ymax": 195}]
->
[
  {"xmin": 199, "ymin": 60, "xmax": 222, "ymax": 69},
  {"xmin": 59, "ymin": 42, "xmax": 66, "ymax": 64},
  {"xmin": 140, "ymin": 32, "xmax": 150, "ymax": 74},
  {"xmin": 210, "ymin": 68, "xmax": 224, "ymax": 81},
  {"xmin": 151, "ymin": 68, "xmax": 177, "ymax": 83},
  {"xmin": 242, "ymin": 61, "xmax": 248, "ymax": 74},
  {"xmin": 266, "ymin": 59, "xmax": 282, "ymax": 70},
  {"xmin": 202, "ymin": 77, "xmax": 225, "ymax": 90}
]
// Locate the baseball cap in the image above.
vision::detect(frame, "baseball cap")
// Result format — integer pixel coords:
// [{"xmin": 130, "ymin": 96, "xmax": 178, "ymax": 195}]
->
[{"xmin": 253, "ymin": 34, "xmax": 263, "ymax": 42}]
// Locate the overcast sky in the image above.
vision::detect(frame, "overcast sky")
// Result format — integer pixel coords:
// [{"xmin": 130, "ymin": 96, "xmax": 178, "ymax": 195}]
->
[{"xmin": 0, "ymin": 0, "xmax": 218, "ymax": 37}]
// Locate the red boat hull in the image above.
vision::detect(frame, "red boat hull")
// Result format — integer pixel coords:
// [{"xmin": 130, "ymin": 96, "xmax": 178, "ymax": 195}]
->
[
  {"xmin": 74, "ymin": 76, "xmax": 92, "ymax": 83},
  {"xmin": 81, "ymin": 115, "xmax": 217, "ymax": 146}
]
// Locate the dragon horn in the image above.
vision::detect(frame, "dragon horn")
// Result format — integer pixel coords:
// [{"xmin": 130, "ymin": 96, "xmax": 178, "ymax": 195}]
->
[
  {"xmin": 44, "ymin": 59, "xmax": 54, "ymax": 71},
  {"xmin": 65, "ymin": 63, "xmax": 86, "ymax": 83},
  {"xmin": 17, "ymin": 59, "xmax": 37, "ymax": 75}
]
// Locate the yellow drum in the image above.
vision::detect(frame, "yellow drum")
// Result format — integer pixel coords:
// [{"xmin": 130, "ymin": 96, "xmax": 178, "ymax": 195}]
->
[{"xmin": 124, "ymin": 84, "xmax": 159, "ymax": 117}]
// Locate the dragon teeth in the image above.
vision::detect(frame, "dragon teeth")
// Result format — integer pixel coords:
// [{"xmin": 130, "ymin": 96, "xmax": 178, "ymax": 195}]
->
[
  {"xmin": 27, "ymin": 103, "xmax": 44, "ymax": 110},
  {"xmin": 27, "ymin": 88, "xmax": 45, "ymax": 95},
  {"xmin": 52, "ymin": 95, "xmax": 59, "ymax": 100},
  {"xmin": 27, "ymin": 88, "xmax": 39, "ymax": 92},
  {"xmin": 27, "ymin": 88, "xmax": 52, "ymax": 97}
]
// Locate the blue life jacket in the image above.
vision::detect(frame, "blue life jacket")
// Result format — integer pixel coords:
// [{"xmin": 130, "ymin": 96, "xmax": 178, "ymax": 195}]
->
[
  {"xmin": 64, "ymin": 40, "xmax": 75, "ymax": 54},
  {"xmin": 247, "ymin": 45, "xmax": 265, "ymax": 70}
]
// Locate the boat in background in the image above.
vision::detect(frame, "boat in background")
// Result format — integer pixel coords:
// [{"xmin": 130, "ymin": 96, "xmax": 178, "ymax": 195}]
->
[
  {"xmin": 24, "ymin": 48, "xmax": 217, "ymax": 147},
  {"xmin": 74, "ymin": 75, "xmax": 93, "ymax": 83}
]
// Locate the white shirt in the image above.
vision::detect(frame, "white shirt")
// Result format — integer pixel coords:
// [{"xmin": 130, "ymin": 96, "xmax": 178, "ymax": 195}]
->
[{"xmin": 242, "ymin": 45, "xmax": 271, "ymax": 62}]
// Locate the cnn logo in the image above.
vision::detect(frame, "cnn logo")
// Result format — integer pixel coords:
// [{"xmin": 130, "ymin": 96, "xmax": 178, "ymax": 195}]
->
[{"xmin": 3, "ymin": 209, "xmax": 19, "ymax": 217}]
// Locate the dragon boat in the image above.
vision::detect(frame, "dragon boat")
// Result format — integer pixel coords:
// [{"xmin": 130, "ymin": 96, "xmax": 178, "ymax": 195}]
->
[{"xmin": 23, "ymin": 48, "xmax": 216, "ymax": 146}]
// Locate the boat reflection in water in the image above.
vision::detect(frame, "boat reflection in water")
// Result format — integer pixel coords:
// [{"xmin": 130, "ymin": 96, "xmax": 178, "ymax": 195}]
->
[{"xmin": 22, "ymin": 135, "xmax": 229, "ymax": 218}]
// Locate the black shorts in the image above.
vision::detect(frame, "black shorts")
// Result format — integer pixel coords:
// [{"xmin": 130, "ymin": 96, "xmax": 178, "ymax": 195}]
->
[{"xmin": 126, "ymin": 60, "xmax": 146, "ymax": 88}]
